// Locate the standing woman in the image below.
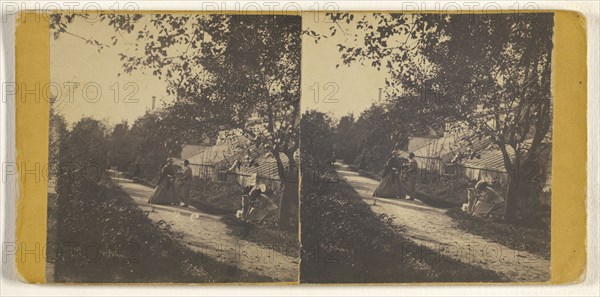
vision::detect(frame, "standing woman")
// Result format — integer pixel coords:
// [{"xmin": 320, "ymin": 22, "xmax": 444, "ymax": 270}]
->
[
  {"xmin": 148, "ymin": 158, "xmax": 179, "ymax": 205},
  {"xmin": 404, "ymin": 152, "xmax": 418, "ymax": 200},
  {"xmin": 373, "ymin": 152, "xmax": 406, "ymax": 199}
]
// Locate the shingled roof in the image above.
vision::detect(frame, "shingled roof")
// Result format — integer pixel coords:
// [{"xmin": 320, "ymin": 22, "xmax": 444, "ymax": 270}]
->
[
  {"xmin": 237, "ymin": 153, "xmax": 290, "ymax": 180},
  {"xmin": 412, "ymin": 132, "xmax": 545, "ymax": 173}
]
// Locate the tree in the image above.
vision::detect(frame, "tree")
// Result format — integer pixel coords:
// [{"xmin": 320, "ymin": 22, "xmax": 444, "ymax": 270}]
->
[
  {"xmin": 300, "ymin": 110, "xmax": 336, "ymax": 181},
  {"xmin": 351, "ymin": 105, "xmax": 394, "ymax": 174},
  {"xmin": 56, "ymin": 117, "xmax": 110, "ymax": 196},
  {"xmin": 129, "ymin": 112, "xmax": 183, "ymax": 181},
  {"xmin": 320, "ymin": 13, "xmax": 554, "ymax": 220},
  {"xmin": 107, "ymin": 121, "xmax": 138, "ymax": 170},
  {"xmin": 428, "ymin": 14, "xmax": 554, "ymax": 220},
  {"xmin": 51, "ymin": 14, "xmax": 301, "ymax": 228},
  {"xmin": 333, "ymin": 100, "xmax": 435, "ymax": 176},
  {"xmin": 333, "ymin": 114, "xmax": 358, "ymax": 163}
]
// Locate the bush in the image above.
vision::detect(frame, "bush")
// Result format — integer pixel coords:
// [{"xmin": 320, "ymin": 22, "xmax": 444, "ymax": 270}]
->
[
  {"xmin": 416, "ymin": 174, "xmax": 475, "ymax": 206},
  {"xmin": 220, "ymin": 214, "xmax": 299, "ymax": 258},
  {"xmin": 353, "ymin": 145, "xmax": 390, "ymax": 178},
  {"xmin": 187, "ymin": 179, "xmax": 246, "ymax": 214}
]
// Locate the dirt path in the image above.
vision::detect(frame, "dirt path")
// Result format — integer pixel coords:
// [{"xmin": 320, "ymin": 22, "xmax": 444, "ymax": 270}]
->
[
  {"xmin": 110, "ymin": 173, "xmax": 298, "ymax": 282},
  {"xmin": 336, "ymin": 163, "xmax": 550, "ymax": 282}
]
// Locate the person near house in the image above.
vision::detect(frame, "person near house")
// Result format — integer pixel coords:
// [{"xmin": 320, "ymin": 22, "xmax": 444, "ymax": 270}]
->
[
  {"xmin": 239, "ymin": 185, "xmax": 262, "ymax": 221},
  {"xmin": 463, "ymin": 181, "xmax": 505, "ymax": 219},
  {"xmin": 373, "ymin": 151, "xmax": 406, "ymax": 199},
  {"xmin": 404, "ymin": 152, "xmax": 418, "ymax": 200},
  {"xmin": 237, "ymin": 184, "xmax": 278, "ymax": 224},
  {"xmin": 148, "ymin": 158, "xmax": 179, "ymax": 205},
  {"xmin": 178, "ymin": 159, "xmax": 193, "ymax": 207}
]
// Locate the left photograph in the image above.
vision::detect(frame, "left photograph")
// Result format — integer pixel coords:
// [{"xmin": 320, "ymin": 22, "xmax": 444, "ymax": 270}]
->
[{"xmin": 46, "ymin": 13, "xmax": 300, "ymax": 283}]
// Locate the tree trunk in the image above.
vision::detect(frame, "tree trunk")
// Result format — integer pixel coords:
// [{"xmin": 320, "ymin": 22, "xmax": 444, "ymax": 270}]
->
[
  {"xmin": 273, "ymin": 151, "xmax": 298, "ymax": 230},
  {"xmin": 278, "ymin": 163, "xmax": 298, "ymax": 230},
  {"xmin": 504, "ymin": 167, "xmax": 533, "ymax": 222},
  {"xmin": 504, "ymin": 177, "xmax": 520, "ymax": 222}
]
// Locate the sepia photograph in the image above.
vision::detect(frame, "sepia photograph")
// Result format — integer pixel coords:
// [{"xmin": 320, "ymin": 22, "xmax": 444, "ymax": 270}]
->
[
  {"xmin": 4, "ymin": 0, "xmax": 595, "ymax": 294},
  {"xmin": 45, "ymin": 12, "xmax": 301, "ymax": 283},
  {"xmin": 300, "ymin": 12, "xmax": 553, "ymax": 283}
]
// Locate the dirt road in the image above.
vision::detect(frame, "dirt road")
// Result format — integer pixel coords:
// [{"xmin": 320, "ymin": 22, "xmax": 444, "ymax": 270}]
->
[
  {"xmin": 111, "ymin": 173, "xmax": 298, "ymax": 282},
  {"xmin": 336, "ymin": 163, "xmax": 550, "ymax": 282}
]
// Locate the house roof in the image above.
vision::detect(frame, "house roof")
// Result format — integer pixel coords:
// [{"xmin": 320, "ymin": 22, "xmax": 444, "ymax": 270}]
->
[
  {"xmin": 412, "ymin": 132, "xmax": 512, "ymax": 172},
  {"xmin": 185, "ymin": 132, "xmax": 291, "ymax": 180},
  {"xmin": 411, "ymin": 130, "xmax": 553, "ymax": 175},
  {"xmin": 187, "ymin": 136, "xmax": 250, "ymax": 166},
  {"xmin": 462, "ymin": 147, "xmax": 514, "ymax": 172},
  {"xmin": 180, "ymin": 144, "xmax": 213, "ymax": 160},
  {"xmin": 412, "ymin": 133, "xmax": 479, "ymax": 161},
  {"xmin": 238, "ymin": 152, "xmax": 290, "ymax": 180}
]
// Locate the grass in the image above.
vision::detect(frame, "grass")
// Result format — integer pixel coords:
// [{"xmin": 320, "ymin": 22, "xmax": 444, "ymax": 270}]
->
[
  {"xmin": 416, "ymin": 174, "xmax": 474, "ymax": 206},
  {"xmin": 50, "ymin": 178, "xmax": 272, "ymax": 283},
  {"xmin": 351, "ymin": 165, "xmax": 466, "ymax": 208},
  {"xmin": 300, "ymin": 173, "xmax": 507, "ymax": 283},
  {"xmin": 186, "ymin": 178, "xmax": 299, "ymax": 257},
  {"xmin": 416, "ymin": 174, "xmax": 550, "ymax": 259},
  {"xmin": 187, "ymin": 179, "xmax": 245, "ymax": 214},
  {"xmin": 220, "ymin": 215, "xmax": 299, "ymax": 258},
  {"xmin": 345, "ymin": 164, "xmax": 550, "ymax": 260},
  {"xmin": 446, "ymin": 208, "xmax": 550, "ymax": 259}
]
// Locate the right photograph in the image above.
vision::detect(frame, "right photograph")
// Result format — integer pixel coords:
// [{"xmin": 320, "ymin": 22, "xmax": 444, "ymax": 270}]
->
[{"xmin": 300, "ymin": 12, "xmax": 553, "ymax": 283}]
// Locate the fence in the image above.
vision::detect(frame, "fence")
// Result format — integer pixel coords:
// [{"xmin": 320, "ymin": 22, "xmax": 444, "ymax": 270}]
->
[
  {"xmin": 189, "ymin": 162, "xmax": 282, "ymax": 192},
  {"xmin": 188, "ymin": 163, "xmax": 220, "ymax": 181},
  {"xmin": 415, "ymin": 156, "xmax": 510, "ymax": 186},
  {"xmin": 221, "ymin": 171, "xmax": 282, "ymax": 192},
  {"xmin": 414, "ymin": 156, "xmax": 551, "ymax": 189}
]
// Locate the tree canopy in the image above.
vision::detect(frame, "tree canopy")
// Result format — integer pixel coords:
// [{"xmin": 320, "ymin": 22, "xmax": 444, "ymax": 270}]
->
[
  {"xmin": 317, "ymin": 13, "xmax": 554, "ymax": 219},
  {"xmin": 52, "ymin": 13, "xmax": 302, "ymax": 228}
]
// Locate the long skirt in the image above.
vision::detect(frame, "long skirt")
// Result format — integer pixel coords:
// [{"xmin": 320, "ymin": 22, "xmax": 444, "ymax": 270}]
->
[
  {"xmin": 148, "ymin": 180, "xmax": 179, "ymax": 205},
  {"xmin": 463, "ymin": 189, "xmax": 505, "ymax": 218},
  {"xmin": 473, "ymin": 200, "xmax": 505, "ymax": 218},
  {"xmin": 405, "ymin": 176, "xmax": 416, "ymax": 196},
  {"xmin": 237, "ymin": 194, "xmax": 278, "ymax": 224},
  {"xmin": 373, "ymin": 173, "xmax": 406, "ymax": 198}
]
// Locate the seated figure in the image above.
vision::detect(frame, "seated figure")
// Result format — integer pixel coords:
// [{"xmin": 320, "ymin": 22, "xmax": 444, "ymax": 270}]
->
[
  {"xmin": 237, "ymin": 184, "xmax": 279, "ymax": 224},
  {"xmin": 462, "ymin": 181, "xmax": 505, "ymax": 219}
]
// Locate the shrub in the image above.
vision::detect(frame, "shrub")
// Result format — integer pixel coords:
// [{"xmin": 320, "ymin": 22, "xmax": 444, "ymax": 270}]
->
[
  {"xmin": 353, "ymin": 145, "xmax": 389, "ymax": 177},
  {"xmin": 187, "ymin": 179, "xmax": 246, "ymax": 214},
  {"xmin": 417, "ymin": 174, "xmax": 475, "ymax": 206}
]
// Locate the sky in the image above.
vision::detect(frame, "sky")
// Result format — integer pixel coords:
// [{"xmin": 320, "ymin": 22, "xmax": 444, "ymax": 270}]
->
[
  {"xmin": 301, "ymin": 13, "xmax": 388, "ymax": 119},
  {"xmin": 50, "ymin": 13, "xmax": 389, "ymax": 126},
  {"xmin": 50, "ymin": 15, "xmax": 170, "ymax": 126}
]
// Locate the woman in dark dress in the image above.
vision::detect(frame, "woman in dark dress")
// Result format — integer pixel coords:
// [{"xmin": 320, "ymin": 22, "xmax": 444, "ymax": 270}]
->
[
  {"xmin": 148, "ymin": 158, "xmax": 179, "ymax": 205},
  {"xmin": 373, "ymin": 153, "xmax": 407, "ymax": 199}
]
